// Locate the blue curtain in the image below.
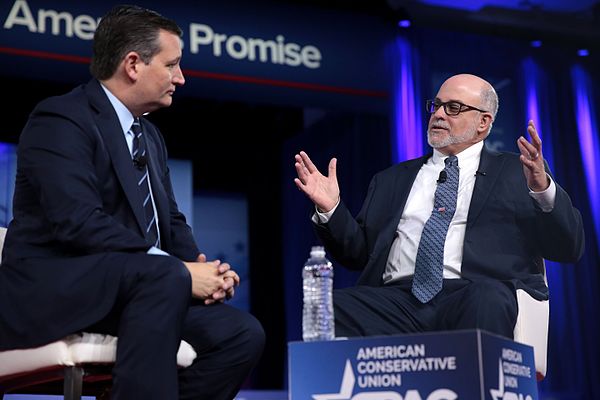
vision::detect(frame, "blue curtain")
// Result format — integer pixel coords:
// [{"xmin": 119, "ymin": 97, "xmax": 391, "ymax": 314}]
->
[{"xmin": 515, "ymin": 53, "xmax": 600, "ymax": 399}]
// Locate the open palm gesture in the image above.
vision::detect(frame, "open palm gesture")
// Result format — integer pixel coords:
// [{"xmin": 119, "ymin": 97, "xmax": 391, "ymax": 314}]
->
[{"xmin": 294, "ymin": 151, "xmax": 340, "ymax": 213}]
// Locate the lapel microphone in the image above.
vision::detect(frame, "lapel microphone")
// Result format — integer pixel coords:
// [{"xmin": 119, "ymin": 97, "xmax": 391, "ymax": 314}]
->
[
  {"xmin": 437, "ymin": 170, "xmax": 447, "ymax": 183},
  {"xmin": 133, "ymin": 154, "xmax": 147, "ymax": 169},
  {"xmin": 475, "ymin": 170, "xmax": 487, "ymax": 176}
]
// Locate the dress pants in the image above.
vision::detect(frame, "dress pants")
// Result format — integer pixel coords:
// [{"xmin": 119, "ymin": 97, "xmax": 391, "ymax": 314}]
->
[
  {"xmin": 86, "ymin": 253, "xmax": 265, "ymax": 400},
  {"xmin": 334, "ymin": 278, "xmax": 518, "ymax": 339}
]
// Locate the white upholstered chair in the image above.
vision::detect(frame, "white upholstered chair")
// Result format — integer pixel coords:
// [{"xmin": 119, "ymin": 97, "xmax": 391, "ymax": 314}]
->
[
  {"xmin": 0, "ymin": 227, "xmax": 197, "ymax": 399},
  {"xmin": 512, "ymin": 261, "xmax": 549, "ymax": 381}
]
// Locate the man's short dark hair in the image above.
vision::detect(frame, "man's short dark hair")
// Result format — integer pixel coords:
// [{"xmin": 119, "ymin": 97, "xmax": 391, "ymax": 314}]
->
[{"xmin": 90, "ymin": 4, "xmax": 182, "ymax": 80}]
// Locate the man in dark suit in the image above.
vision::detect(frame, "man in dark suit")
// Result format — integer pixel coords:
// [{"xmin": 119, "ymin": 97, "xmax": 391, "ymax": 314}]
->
[
  {"xmin": 0, "ymin": 5, "xmax": 264, "ymax": 399},
  {"xmin": 294, "ymin": 73, "xmax": 584, "ymax": 339}
]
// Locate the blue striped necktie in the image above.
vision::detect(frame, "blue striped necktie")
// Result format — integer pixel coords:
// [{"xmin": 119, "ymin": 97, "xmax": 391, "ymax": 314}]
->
[
  {"xmin": 131, "ymin": 118, "xmax": 160, "ymax": 248},
  {"xmin": 412, "ymin": 155, "xmax": 459, "ymax": 303}
]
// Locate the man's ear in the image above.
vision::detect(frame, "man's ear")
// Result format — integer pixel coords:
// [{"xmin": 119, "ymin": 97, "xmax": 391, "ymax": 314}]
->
[
  {"xmin": 478, "ymin": 113, "xmax": 493, "ymax": 135},
  {"xmin": 123, "ymin": 51, "xmax": 141, "ymax": 82}
]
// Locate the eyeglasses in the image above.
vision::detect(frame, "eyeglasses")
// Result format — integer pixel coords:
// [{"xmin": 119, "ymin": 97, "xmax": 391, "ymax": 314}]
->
[{"xmin": 426, "ymin": 99, "xmax": 488, "ymax": 116}]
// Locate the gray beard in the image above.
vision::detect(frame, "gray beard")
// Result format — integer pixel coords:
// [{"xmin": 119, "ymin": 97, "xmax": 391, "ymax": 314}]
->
[{"xmin": 427, "ymin": 125, "xmax": 478, "ymax": 149}]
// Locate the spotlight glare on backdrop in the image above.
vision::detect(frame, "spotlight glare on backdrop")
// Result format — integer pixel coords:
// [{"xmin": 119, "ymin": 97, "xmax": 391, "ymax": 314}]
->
[
  {"xmin": 577, "ymin": 49, "xmax": 589, "ymax": 57},
  {"xmin": 530, "ymin": 40, "xmax": 542, "ymax": 48}
]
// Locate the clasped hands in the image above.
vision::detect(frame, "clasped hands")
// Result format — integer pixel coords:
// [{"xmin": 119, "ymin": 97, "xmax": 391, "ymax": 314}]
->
[{"xmin": 184, "ymin": 253, "xmax": 240, "ymax": 305}]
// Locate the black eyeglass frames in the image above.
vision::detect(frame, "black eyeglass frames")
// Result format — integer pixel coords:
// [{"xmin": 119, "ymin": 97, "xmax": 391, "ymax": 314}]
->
[{"xmin": 425, "ymin": 99, "xmax": 488, "ymax": 116}]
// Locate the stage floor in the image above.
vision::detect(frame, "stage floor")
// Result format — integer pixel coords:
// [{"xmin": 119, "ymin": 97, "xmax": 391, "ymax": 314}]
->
[{"xmin": 4, "ymin": 391, "xmax": 288, "ymax": 400}]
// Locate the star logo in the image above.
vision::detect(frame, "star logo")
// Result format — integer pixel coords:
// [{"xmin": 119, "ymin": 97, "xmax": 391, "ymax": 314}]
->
[
  {"xmin": 312, "ymin": 359, "xmax": 355, "ymax": 400},
  {"xmin": 489, "ymin": 359, "xmax": 505, "ymax": 400},
  {"xmin": 312, "ymin": 360, "xmax": 403, "ymax": 400}
]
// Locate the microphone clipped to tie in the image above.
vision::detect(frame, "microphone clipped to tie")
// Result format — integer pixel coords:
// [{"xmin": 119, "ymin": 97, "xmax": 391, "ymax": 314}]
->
[
  {"xmin": 133, "ymin": 154, "xmax": 147, "ymax": 169},
  {"xmin": 437, "ymin": 170, "xmax": 447, "ymax": 183}
]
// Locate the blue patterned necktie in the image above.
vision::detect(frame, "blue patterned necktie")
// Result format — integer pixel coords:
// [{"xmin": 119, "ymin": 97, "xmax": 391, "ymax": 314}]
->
[
  {"xmin": 131, "ymin": 118, "xmax": 160, "ymax": 248},
  {"xmin": 412, "ymin": 155, "xmax": 459, "ymax": 303}
]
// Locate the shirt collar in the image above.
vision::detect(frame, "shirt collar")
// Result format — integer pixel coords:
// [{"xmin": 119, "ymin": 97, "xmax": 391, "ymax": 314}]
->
[
  {"xmin": 432, "ymin": 140, "xmax": 484, "ymax": 167},
  {"xmin": 99, "ymin": 83, "xmax": 135, "ymax": 135}
]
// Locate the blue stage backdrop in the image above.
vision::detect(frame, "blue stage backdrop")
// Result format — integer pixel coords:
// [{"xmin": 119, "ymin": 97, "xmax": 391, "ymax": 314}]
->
[{"xmin": 1, "ymin": 0, "xmax": 599, "ymax": 398}]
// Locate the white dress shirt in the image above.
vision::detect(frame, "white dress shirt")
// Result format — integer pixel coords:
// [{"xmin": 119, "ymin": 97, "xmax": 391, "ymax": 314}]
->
[{"xmin": 384, "ymin": 141, "xmax": 483, "ymax": 282}]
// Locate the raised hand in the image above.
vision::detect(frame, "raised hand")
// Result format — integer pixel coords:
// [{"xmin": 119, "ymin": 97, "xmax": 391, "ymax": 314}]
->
[
  {"xmin": 517, "ymin": 120, "xmax": 549, "ymax": 192},
  {"xmin": 294, "ymin": 151, "xmax": 340, "ymax": 213}
]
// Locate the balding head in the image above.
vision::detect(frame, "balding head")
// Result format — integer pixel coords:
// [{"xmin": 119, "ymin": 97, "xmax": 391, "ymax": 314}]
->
[{"xmin": 440, "ymin": 74, "xmax": 499, "ymax": 119}]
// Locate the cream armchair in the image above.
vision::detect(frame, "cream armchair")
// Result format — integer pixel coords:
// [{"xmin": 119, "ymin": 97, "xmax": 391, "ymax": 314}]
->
[{"xmin": 512, "ymin": 262, "xmax": 549, "ymax": 381}]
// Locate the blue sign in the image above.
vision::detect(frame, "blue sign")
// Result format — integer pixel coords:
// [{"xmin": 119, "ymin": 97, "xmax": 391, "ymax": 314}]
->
[
  {"xmin": 0, "ymin": 142, "xmax": 16, "ymax": 227},
  {"xmin": 0, "ymin": 0, "xmax": 392, "ymax": 110},
  {"xmin": 288, "ymin": 329, "xmax": 538, "ymax": 400}
]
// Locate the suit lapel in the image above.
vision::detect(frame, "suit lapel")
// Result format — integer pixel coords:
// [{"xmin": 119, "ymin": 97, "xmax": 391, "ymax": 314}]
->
[
  {"xmin": 391, "ymin": 154, "xmax": 430, "ymax": 224},
  {"xmin": 361, "ymin": 154, "xmax": 430, "ymax": 286},
  {"xmin": 376, "ymin": 155, "xmax": 430, "ymax": 255},
  {"xmin": 141, "ymin": 121, "xmax": 171, "ymax": 250},
  {"xmin": 467, "ymin": 145, "xmax": 506, "ymax": 226},
  {"xmin": 84, "ymin": 80, "xmax": 148, "ymax": 237}
]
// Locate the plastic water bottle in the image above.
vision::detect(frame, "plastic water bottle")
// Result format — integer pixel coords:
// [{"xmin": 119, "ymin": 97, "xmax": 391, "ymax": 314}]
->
[{"xmin": 302, "ymin": 245, "xmax": 335, "ymax": 341}]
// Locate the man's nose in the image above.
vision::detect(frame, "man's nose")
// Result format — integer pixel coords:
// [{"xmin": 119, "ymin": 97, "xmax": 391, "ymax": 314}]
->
[
  {"xmin": 433, "ymin": 105, "xmax": 447, "ymax": 118},
  {"xmin": 173, "ymin": 66, "xmax": 185, "ymax": 86}
]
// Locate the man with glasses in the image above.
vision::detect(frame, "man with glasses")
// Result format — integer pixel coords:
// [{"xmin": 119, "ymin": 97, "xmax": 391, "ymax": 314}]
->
[{"xmin": 294, "ymin": 73, "xmax": 584, "ymax": 338}]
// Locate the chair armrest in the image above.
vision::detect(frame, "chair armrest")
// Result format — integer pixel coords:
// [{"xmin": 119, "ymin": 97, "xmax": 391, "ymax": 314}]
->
[
  {"xmin": 0, "ymin": 340, "xmax": 73, "ymax": 377},
  {"xmin": 68, "ymin": 333, "xmax": 197, "ymax": 368},
  {"xmin": 513, "ymin": 288, "xmax": 549, "ymax": 380}
]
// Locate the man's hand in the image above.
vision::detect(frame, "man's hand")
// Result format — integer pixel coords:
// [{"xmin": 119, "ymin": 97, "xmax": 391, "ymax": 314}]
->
[
  {"xmin": 191, "ymin": 253, "xmax": 240, "ymax": 305},
  {"xmin": 294, "ymin": 151, "xmax": 340, "ymax": 212},
  {"xmin": 183, "ymin": 257, "xmax": 238, "ymax": 304},
  {"xmin": 205, "ymin": 268, "xmax": 240, "ymax": 305},
  {"xmin": 517, "ymin": 120, "xmax": 549, "ymax": 192}
]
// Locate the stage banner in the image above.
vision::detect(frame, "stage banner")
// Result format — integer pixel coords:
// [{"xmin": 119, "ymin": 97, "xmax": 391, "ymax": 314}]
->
[
  {"xmin": 0, "ymin": 0, "xmax": 392, "ymax": 111},
  {"xmin": 288, "ymin": 329, "xmax": 538, "ymax": 400}
]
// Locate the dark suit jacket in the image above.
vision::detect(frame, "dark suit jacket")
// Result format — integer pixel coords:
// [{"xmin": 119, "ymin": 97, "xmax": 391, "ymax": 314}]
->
[
  {"xmin": 0, "ymin": 79, "xmax": 199, "ymax": 350},
  {"xmin": 315, "ymin": 146, "xmax": 584, "ymax": 300}
]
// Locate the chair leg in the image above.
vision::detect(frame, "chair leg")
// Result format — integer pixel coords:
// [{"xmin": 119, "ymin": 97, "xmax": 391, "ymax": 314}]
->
[{"xmin": 64, "ymin": 366, "xmax": 83, "ymax": 400}]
